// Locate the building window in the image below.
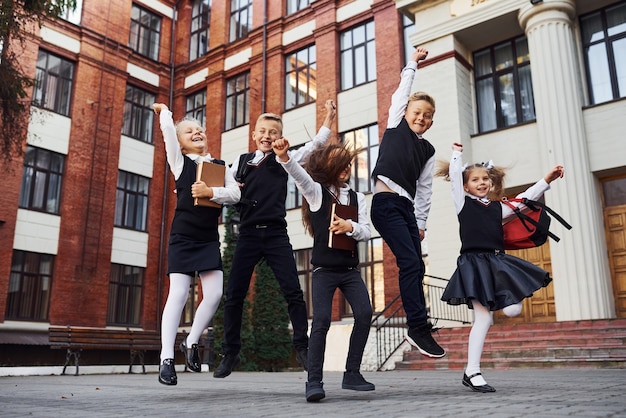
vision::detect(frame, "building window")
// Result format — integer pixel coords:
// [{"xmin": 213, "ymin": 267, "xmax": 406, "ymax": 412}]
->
[
  {"xmin": 342, "ymin": 124, "xmax": 378, "ymax": 193},
  {"xmin": 225, "ymin": 72, "xmax": 250, "ymax": 130},
  {"xmin": 402, "ymin": 14, "xmax": 416, "ymax": 64},
  {"xmin": 340, "ymin": 21, "xmax": 376, "ymax": 90},
  {"xmin": 295, "ymin": 248, "xmax": 313, "ymax": 318},
  {"xmin": 19, "ymin": 146, "xmax": 64, "ymax": 214},
  {"xmin": 286, "ymin": 175, "xmax": 303, "ymax": 210},
  {"xmin": 182, "ymin": 274, "xmax": 200, "ymax": 326},
  {"xmin": 122, "ymin": 85, "xmax": 155, "ymax": 143},
  {"xmin": 190, "ymin": 0, "xmax": 211, "ymax": 61},
  {"xmin": 107, "ymin": 264, "xmax": 144, "ymax": 326},
  {"xmin": 115, "ymin": 170, "xmax": 149, "ymax": 231},
  {"xmin": 474, "ymin": 36, "xmax": 535, "ymax": 133},
  {"xmin": 33, "ymin": 50, "xmax": 74, "ymax": 116},
  {"xmin": 6, "ymin": 250, "xmax": 53, "ymax": 321},
  {"xmin": 285, "ymin": 45, "xmax": 317, "ymax": 110},
  {"xmin": 186, "ymin": 90, "xmax": 207, "ymax": 127},
  {"xmin": 129, "ymin": 4, "xmax": 161, "ymax": 60},
  {"xmin": 287, "ymin": 0, "xmax": 311, "ymax": 15},
  {"xmin": 580, "ymin": 2, "xmax": 626, "ymax": 105},
  {"xmin": 230, "ymin": 0, "xmax": 252, "ymax": 42},
  {"xmin": 359, "ymin": 237, "xmax": 385, "ymax": 313},
  {"xmin": 57, "ymin": 0, "xmax": 82, "ymax": 25}
]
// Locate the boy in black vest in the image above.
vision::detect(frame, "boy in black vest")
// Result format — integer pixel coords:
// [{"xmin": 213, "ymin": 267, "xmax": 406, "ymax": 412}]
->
[
  {"xmin": 370, "ymin": 47, "xmax": 446, "ymax": 358},
  {"xmin": 214, "ymin": 100, "xmax": 337, "ymax": 378}
]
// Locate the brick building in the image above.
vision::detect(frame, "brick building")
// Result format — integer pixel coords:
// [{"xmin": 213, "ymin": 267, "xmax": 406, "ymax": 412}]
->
[{"xmin": 1, "ymin": 0, "xmax": 625, "ymax": 370}]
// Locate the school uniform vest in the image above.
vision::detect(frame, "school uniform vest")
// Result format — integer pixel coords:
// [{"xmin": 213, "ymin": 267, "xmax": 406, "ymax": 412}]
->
[
  {"xmin": 172, "ymin": 156, "xmax": 222, "ymax": 241},
  {"xmin": 310, "ymin": 188, "xmax": 359, "ymax": 269},
  {"xmin": 371, "ymin": 118, "xmax": 435, "ymax": 198},
  {"xmin": 239, "ymin": 152, "xmax": 288, "ymax": 228},
  {"xmin": 458, "ymin": 196, "xmax": 504, "ymax": 253}
]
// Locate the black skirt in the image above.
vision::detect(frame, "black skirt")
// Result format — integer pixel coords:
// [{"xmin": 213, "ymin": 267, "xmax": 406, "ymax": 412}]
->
[
  {"xmin": 167, "ymin": 234, "xmax": 222, "ymax": 275},
  {"xmin": 441, "ymin": 251, "xmax": 552, "ymax": 311}
]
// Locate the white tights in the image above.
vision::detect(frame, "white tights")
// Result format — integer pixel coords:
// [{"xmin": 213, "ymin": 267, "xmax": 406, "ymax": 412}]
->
[{"xmin": 160, "ymin": 270, "xmax": 223, "ymax": 361}]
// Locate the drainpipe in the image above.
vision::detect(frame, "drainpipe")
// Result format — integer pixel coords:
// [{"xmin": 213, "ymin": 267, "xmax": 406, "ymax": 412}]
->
[{"xmin": 261, "ymin": 0, "xmax": 268, "ymax": 113}]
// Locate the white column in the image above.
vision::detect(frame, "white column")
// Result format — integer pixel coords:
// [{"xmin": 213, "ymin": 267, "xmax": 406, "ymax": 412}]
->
[{"xmin": 518, "ymin": 0, "xmax": 614, "ymax": 320}]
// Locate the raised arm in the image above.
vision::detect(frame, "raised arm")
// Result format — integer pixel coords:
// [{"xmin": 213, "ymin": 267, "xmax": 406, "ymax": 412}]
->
[
  {"xmin": 387, "ymin": 47, "xmax": 428, "ymax": 129},
  {"xmin": 290, "ymin": 99, "xmax": 337, "ymax": 164},
  {"xmin": 154, "ymin": 103, "xmax": 185, "ymax": 180}
]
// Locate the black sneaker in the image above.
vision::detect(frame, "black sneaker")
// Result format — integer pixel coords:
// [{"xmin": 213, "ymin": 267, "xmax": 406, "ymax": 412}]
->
[
  {"xmin": 306, "ymin": 381, "xmax": 325, "ymax": 402},
  {"xmin": 296, "ymin": 348, "xmax": 308, "ymax": 371},
  {"xmin": 406, "ymin": 323, "xmax": 446, "ymax": 358},
  {"xmin": 158, "ymin": 358, "xmax": 177, "ymax": 385},
  {"xmin": 180, "ymin": 340, "xmax": 201, "ymax": 372},
  {"xmin": 213, "ymin": 353, "xmax": 240, "ymax": 378},
  {"xmin": 341, "ymin": 371, "xmax": 375, "ymax": 391}
]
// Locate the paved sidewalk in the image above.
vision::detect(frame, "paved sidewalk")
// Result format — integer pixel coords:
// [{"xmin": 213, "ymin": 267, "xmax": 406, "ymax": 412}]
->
[{"xmin": 1, "ymin": 368, "xmax": 625, "ymax": 417}]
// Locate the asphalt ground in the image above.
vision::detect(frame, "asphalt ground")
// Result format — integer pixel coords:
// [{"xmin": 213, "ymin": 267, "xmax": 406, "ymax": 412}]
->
[{"xmin": 1, "ymin": 368, "xmax": 625, "ymax": 417}]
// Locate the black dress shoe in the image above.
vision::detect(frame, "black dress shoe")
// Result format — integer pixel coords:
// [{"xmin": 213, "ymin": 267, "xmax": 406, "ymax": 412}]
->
[
  {"xmin": 180, "ymin": 340, "xmax": 202, "ymax": 372},
  {"xmin": 158, "ymin": 358, "xmax": 177, "ymax": 386},
  {"xmin": 462, "ymin": 373, "xmax": 496, "ymax": 393},
  {"xmin": 213, "ymin": 353, "xmax": 240, "ymax": 378}
]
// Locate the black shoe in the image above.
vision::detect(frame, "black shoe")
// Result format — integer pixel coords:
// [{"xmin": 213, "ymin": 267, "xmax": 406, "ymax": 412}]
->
[
  {"xmin": 342, "ymin": 371, "xmax": 375, "ymax": 391},
  {"xmin": 406, "ymin": 323, "xmax": 446, "ymax": 358},
  {"xmin": 158, "ymin": 358, "xmax": 177, "ymax": 386},
  {"xmin": 306, "ymin": 381, "xmax": 325, "ymax": 402},
  {"xmin": 180, "ymin": 340, "xmax": 202, "ymax": 372},
  {"xmin": 462, "ymin": 373, "xmax": 496, "ymax": 393},
  {"xmin": 213, "ymin": 353, "xmax": 240, "ymax": 378},
  {"xmin": 296, "ymin": 348, "xmax": 308, "ymax": 371}
]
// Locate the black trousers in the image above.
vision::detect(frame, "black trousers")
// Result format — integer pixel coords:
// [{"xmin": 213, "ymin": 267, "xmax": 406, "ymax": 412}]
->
[
  {"xmin": 307, "ymin": 268, "xmax": 373, "ymax": 383},
  {"xmin": 222, "ymin": 225, "xmax": 309, "ymax": 354}
]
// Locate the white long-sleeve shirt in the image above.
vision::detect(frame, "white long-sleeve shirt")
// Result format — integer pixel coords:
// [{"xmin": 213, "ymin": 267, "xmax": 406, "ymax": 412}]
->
[
  {"xmin": 159, "ymin": 109, "xmax": 240, "ymax": 205},
  {"xmin": 449, "ymin": 150, "xmax": 551, "ymax": 219},
  {"xmin": 376, "ymin": 60, "xmax": 434, "ymax": 230}
]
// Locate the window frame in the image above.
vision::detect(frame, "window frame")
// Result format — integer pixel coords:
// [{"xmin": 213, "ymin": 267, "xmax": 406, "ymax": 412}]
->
[
  {"xmin": 189, "ymin": 0, "xmax": 211, "ymax": 61},
  {"xmin": 19, "ymin": 145, "xmax": 65, "ymax": 215},
  {"xmin": 6, "ymin": 250, "xmax": 54, "ymax": 322},
  {"xmin": 340, "ymin": 21, "xmax": 376, "ymax": 90},
  {"xmin": 107, "ymin": 263, "xmax": 144, "ymax": 326},
  {"xmin": 286, "ymin": 0, "xmax": 311, "ymax": 15},
  {"xmin": 285, "ymin": 44, "xmax": 317, "ymax": 111},
  {"xmin": 33, "ymin": 50, "xmax": 74, "ymax": 116},
  {"xmin": 229, "ymin": 0, "xmax": 252, "ymax": 42},
  {"xmin": 129, "ymin": 3, "xmax": 162, "ymax": 61},
  {"xmin": 225, "ymin": 72, "xmax": 250, "ymax": 130},
  {"xmin": 341, "ymin": 123, "xmax": 379, "ymax": 194},
  {"xmin": 114, "ymin": 170, "xmax": 150, "ymax": 231},
  {"xmin": 122, "ymin": 84, "xmax": 156, "ymax": 144},
  {"xmin": 186, "ymin": 90, "xmax": 207, "ymax": 127}
]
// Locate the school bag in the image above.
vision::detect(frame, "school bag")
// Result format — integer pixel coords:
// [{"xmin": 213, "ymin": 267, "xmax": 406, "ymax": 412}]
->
[{"xmin": 501, "ymin": 197, "xmax": 572, "ymax": 250}]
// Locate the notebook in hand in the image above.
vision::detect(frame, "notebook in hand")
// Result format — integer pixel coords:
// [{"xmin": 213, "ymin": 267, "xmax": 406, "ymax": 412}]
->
[
  {"xmin": 328, "ymin": 202, "xmax": 357, "ymax": 251},
  {"xmin": 194, "ymin": 161, "xmax": 226, "ymax": 208}
]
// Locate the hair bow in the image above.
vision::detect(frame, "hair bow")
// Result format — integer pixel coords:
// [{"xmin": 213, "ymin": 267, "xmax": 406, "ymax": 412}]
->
[{"xmin": 481, "ymin": 160, "xmax": 494, "ymax": 169}]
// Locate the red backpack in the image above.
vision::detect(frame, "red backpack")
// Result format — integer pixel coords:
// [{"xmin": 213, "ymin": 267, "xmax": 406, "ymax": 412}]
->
[{"xmin": 501, "ymin": 198, "xmax": 572, "ymax": 250}]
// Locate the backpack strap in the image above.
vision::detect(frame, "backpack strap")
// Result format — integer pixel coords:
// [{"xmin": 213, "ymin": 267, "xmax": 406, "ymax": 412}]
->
[
  {"xmin": 507, "ymin": 197, "xmax": 572, "ymax": 230},
  {"xmin": 502, "ymin": 198, "xmax": 561, "ymax": 242}
]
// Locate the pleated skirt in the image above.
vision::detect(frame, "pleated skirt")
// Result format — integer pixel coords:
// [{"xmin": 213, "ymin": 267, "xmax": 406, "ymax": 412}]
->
[
  {"xmin": 167, "ymin": 234, "xmax": 222, "ymax": 275},
  {"xmin": 441, "ymin": 251, "xmax": 552, "ymax": 311}
]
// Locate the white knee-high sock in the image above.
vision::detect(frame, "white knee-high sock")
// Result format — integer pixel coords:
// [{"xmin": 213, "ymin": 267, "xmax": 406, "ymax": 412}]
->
[
  {"xmin": 186, "ymin": 270, "xmax": 223, "ymax": 346},
  {"xmin": 466, "ymin": 302, "xmax": 491, "ymax": 386},
  {"xmin": 160, "ymin": 273, "xmax": 192, "ymax": 362},
  {"xmin": 503, "ymin": 302, "xmax": 523, "ymax": 317}
]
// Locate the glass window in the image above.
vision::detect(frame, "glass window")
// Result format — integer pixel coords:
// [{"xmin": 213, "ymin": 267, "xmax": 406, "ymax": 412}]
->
[
  {"xmin": 340, "ymin": 21, "xmax": 376, "ymax": 90},
  {"xmin": 580, "ymin": 2, "xmax": 626, "ymax": 105},
  {"xmin": 186, "ymin": 90, "xmax": 207, "ymax": 127},
  {"xmin": 603, "ymin": 176, "xmax": 626, "ymax": 207},
  {"xmin": 285, "ymin": 45, "xmax": 317, "ymax": 110},
  {"xmin": 341, "ymin": 124, "xmax": 378, "ymax": 193},
  {"xmin": 286, "ymin": 175, "xmax": 303, "ymax": 210},
  {"xmin": 6, "ymin": 251, "xmax": 54, "ymax": 321},
  {"xmin": 230, "ymin": 0, "xmax": 252, "ymax": 42},
  {"xmin": 115, "ymin": 170, "xmax": 150, "ymax": 231},
  {"xmin": 190, "ymin": 0, "xmax": 211, "ymax": 61},
  {"xmin": 56, "ymin": 0, "xmax": 82, "ymax": 25},
  {"xmin": 129, "ymin": 4, "xmax": 161, "ymax": 60},
  {"xmin": 122, "ymin": 85, "xmax": 155, "ymax": 143},
  {"xmin": 225, "ymin": 72, "xmax": 250, "ymax": 130},
  {"xmin": 19, "ymin": 146, "xmax": 64, "ymax": 214},
  {"xmin": 182, "ymin": 273, "xmax": 200, "ymax": 326},
  {"xmin": 402, "ymin": 14, "xmax": 416, "ymax": 64},
  {"xmin": 33, "ymin": 50, "xmax": 74, "ymax": 116},
  {"xmin": 107, "ymin": 264, "xmax": 144, "ymax": 326},
  {"xmin": 287, "ymin": 0, "xmax": 311, "ymax": 15},
  {"xmin": 474, "ymin": 36, "xmax": 535, "ymax": 133},
  {"xmin": 295, "ymin": 249, "xmax": 313, "ymax": 318}
]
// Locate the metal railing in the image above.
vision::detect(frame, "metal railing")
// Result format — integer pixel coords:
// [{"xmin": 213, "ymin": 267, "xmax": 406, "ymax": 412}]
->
[{"xmin": 370, "ymin": 275, "xmax": 472, "ymax": 370}]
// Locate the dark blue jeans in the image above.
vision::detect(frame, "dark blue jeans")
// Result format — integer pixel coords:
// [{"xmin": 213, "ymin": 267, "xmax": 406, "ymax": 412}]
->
[
  {"xmin": 308, "ymin": 268, "xmax": 373, "ymax": 383},
  {"xmin": 371, "ymin": 192, "xmax": 427, "ymax": 328},
  {"xmin": 221, "ymin": 225, "xmax": 309, "ymax": 354}
]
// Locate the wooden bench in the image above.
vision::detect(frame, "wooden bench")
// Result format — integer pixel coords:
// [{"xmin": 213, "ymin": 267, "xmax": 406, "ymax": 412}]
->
[{"xmin": 49, "ymin": 326, "xmax": 178, "ymax": 376}]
